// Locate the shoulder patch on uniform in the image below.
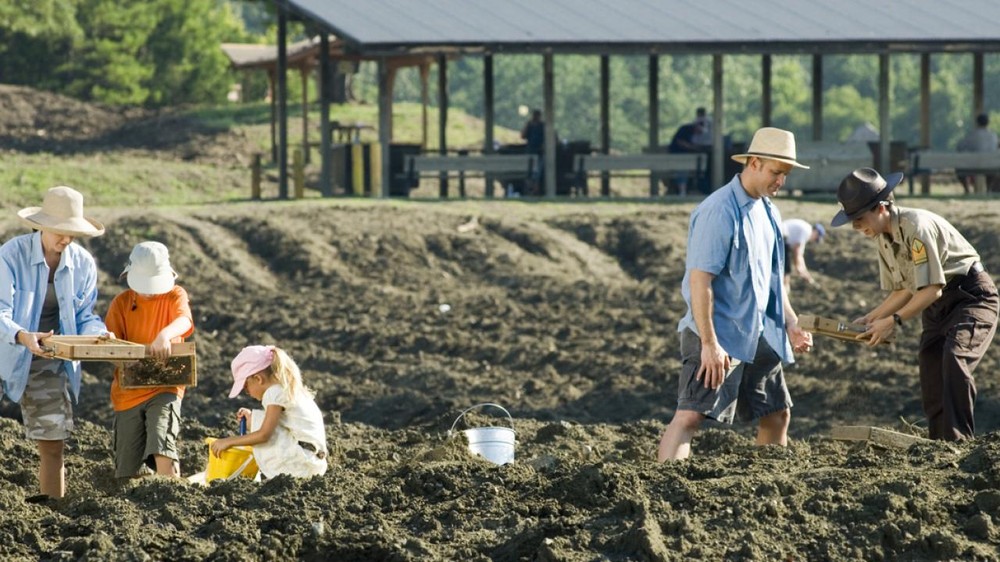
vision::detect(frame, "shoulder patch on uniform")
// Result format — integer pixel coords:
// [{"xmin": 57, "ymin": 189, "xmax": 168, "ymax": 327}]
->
[{"xmin": 911, "ymin": 239, "xmax": 928, "ymax": 265}]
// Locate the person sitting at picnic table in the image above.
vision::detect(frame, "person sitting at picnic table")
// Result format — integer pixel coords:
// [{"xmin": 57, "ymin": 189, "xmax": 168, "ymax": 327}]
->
[
  {"xmin": 665, "ymin": 119, "xmax": 708, "ymax": 194},
  {"xmin": 955, "ymin": 113, "xmax": 999, "ymax": 194}
]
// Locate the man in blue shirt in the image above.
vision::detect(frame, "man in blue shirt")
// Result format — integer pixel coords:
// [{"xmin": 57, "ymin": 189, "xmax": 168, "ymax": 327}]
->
[
  {"xmin": 657, "ymin": 127, "xmax": 814, "ymax": 461},
  {"xmin": 0, "ymin": 186, "xmax": 108, "ymax": 499}
]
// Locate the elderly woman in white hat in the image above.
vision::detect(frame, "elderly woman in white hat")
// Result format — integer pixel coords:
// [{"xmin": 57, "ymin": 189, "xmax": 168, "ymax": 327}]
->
[{"xmin": 0, "ymin": 186, "xmax": 109, "ymax": 500}]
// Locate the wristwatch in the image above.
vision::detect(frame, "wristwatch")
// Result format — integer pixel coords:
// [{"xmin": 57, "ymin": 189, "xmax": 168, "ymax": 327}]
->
[{"xmin": 892, "ymin": 313, "xmax": 903, "ymax": 327}]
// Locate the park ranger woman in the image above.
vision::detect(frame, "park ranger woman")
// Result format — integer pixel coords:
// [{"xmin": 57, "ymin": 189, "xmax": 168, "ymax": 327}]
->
[{"xmin": 832, "ymin": 167, "xmax": 998, "ymax": 441}]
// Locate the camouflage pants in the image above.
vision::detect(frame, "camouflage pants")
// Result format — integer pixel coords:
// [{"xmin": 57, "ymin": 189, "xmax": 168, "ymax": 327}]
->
[{"xmin": 20, "ymin": 360, "xmax": 74, "ymax": 441}]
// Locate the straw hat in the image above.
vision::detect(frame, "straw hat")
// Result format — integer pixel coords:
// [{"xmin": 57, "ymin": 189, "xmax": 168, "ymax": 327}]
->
[
  {"xmin": 831, "ymin": 167, "xmax": 903, "ymax": 227},
  {"xmin": 17, "ymin": 186, "xmax": 104, "ymax": 237},
  {"xmin": 122, "ymin": 241, "xmax": 177, "ymax": 295},
  {"xmin": 731, "ymin": 127, "xmax": 810, "ymax": 169}
]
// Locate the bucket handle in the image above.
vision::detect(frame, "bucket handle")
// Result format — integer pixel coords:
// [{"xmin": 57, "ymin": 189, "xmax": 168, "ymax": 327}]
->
[
  {"xmin": 448, "ymin": 403, "xmax": 515, "ymax": 437},
  {"xmin": 224, "ymin": 452, "xmax": 256, "ymax": 481}
]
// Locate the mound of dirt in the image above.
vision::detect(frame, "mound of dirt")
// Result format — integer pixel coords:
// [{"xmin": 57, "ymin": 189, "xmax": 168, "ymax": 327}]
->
[
  {"xmin": 0, "ymin": 199, "xmax": 999, "ymax": 560},
  {"xmin": 0, "ymin": 84, "xmax": 259, "ymax": 165},
  {"xmin": 0, "ymin": 85, "xmax": 139, "ymax": 150}
]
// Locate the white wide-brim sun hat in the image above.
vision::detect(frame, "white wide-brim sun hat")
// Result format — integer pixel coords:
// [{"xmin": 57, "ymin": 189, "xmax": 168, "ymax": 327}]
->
[{"xmin": 17, "ymin": 186, "xmax": 105, "ymax": 237}]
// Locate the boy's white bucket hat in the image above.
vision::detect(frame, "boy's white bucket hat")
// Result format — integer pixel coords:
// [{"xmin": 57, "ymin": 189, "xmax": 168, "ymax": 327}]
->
[{"xmin": 122, "ymin": 241, "xmax": 177, "ymax": 295}]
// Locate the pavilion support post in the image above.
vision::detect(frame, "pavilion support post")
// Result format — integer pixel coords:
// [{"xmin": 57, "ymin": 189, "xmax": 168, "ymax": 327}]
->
[
  {"xmin": 973, "ymin": 52, "xmax": 984, "ymax": 119},
  {"xmin": 543, "ymin": 52, "xmax": 556, "ymax": 198},
  {"xmin": 600, "ymin": 55, "xmax": 610, "ymax": 197},
  {"xmin": 268, "ymin": 71, "xmax": 277, "ymax": 163},
  {"xmin": 378, "ymin": 57, "xmax": 392, "ymax": 198},
  {"xmin": 711, "ymin": 54, "xmax": 724, "ymax": 190},
  {"xmin": 301, "ymin": 67, "xmax": 310, "ymax": 165},
  {"xmin": 648, "ymin": 54, "xmax": 659, "ymax": 197},
  {"xmin": 437, "ymin": 53, "xmax": 448, "ymax": 198},
  {"xmin": 878, "ymin": 53, "xmax": 891, "ymax": 175},
  {"xmin": 319, "ymin": 33, "xmax": 332, "ymax": 197},
  {"xmin": 761, "ymin": 55, "xmax": 772, "ymax": 127},
  {"xmin": 277, "ymin": 2, "xmax": 289, "ymax": 199},
  {"xmin": 484, "ymin": 53, "xmax": 496, "ymax": 198},
  {"xmin": 420, "ymin": 63, "xmax": 429, "ymax": 150},
  {"xmin": 812, "ymin": 54, "xmax": 823, "ymax": 141},
  {"xmin": 920, "ymin": 53, "xmax": 931, "ymax": 195}
]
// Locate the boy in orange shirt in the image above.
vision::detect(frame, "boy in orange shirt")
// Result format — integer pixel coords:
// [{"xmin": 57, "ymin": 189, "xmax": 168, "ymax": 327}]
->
[{"xmin": 104, "ymin": 241, "xmax": 194, "ymax": 478}]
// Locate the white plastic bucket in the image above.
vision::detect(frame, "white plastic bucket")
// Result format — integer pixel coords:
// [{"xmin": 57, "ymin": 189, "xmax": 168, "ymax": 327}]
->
[{"xmin": 449, "ymin": 403, "xmax": 516, "ymax": 465}]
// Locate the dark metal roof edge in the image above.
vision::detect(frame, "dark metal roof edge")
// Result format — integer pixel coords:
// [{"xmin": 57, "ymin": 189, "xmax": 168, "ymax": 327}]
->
[
  {"xmin": 340, "ymin": 40, "xmax": 1000, "ymax": 57},
  {"xmin": 283, "ymin": 1, "xmax": 361, "ymax": 48}
]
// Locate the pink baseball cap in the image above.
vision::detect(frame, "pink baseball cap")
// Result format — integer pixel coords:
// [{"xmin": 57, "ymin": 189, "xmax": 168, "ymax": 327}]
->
[{"xmin": 229, "ymin": 345, "xmax": 274, "ymax": 398}]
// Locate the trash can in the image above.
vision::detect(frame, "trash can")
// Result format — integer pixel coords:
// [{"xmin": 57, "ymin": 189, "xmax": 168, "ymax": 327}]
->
[
  {"xmin": 389, "ymin": 143, "xmax": 422, "ymax": 197},
  {"xmin": 331, "ymin": 144, "xmax": 351, "ymax": 192},
  {"xmin": 333, "ymin": 142, "xmax": 373, "ymax": 196}
]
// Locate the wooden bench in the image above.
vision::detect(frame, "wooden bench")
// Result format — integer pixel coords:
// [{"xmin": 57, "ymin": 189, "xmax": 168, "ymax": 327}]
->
[
  {"xmin": 574, "ymin": 153, "xmax": 705, "ymax": 195},
  {"xmin": 789, "ymin": 142, "xmax": 874, "ymax": 193},
  {"xmin": 405, "ymin": 154, "xmax": 538, "ymax": 179},
  {"xmin": 908, "ymin": 150, "xmax": 1000, "ymax": 193},
  {"xmin": 404, "ymin": 154, "xmax": 538, "ymax": 190}
]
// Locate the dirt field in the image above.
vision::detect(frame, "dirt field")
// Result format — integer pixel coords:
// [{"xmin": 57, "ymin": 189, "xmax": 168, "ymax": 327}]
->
[
  {"xmin": 2, "ymin": 85, "xmax": 1000, "ymax": 560},
  {"xmin": 0, "ymin": 196, "xmax": 997, "ymax": 561}
]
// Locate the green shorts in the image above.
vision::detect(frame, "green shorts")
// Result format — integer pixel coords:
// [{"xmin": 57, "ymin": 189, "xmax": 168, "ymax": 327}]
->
[
  {"xmin": 112, "ymin": 392, "xmax": 182, "ymax": 478},
  {"xmin": 20, "ymin": 361, "xmax": 74, "ymax": 441}
]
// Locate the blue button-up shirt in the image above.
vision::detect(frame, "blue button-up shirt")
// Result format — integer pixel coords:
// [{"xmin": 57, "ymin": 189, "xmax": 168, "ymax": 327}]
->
[
  {"xmin": 0, "ymin": 232, "xmax": 107, "ymax": 403},
  {"xmin": 677, "ymin": 175, "xmax": 793, "ymax": 364}
]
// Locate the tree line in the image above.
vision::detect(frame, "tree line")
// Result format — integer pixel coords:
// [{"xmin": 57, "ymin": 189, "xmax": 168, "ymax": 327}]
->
[{"xmin": 2, "ymin": 1, "xmax": 998, "ymax": 153}]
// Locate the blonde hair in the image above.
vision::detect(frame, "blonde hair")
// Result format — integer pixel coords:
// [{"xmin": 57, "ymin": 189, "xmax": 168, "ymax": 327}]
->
[{"xmin": 261, "ymin": 347, "xmax": 313, "ymax": 401}]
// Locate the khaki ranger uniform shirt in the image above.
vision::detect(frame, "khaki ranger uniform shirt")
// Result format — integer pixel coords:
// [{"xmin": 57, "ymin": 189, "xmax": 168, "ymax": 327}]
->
[{"xmin": 876, "ymin": 206, "xmax": 979, "ymax": 293}]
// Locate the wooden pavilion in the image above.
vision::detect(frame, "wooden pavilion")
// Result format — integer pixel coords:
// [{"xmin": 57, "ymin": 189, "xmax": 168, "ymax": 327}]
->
[{"xmin": 258, "ymin": 0, "xmax": 1000, "ymax": 199}]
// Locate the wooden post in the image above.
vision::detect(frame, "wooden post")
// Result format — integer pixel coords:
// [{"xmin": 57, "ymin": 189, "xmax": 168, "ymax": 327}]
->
[
  {"xmin": 251, "ymin": 153, "xmax": 262, "ymax": 200},
  {"xmin": 276, "ymin": 4, "xmax": 288, "ymax": 199},
  {"xmin": 648, "ymin": 54, "xmax": 659, "ymax": 197},
  {"xmin": 920, "ymin": 53, "xmax": 931, "ymax": 195},
  {"xmin": 369, "ymin": 142, "xmax": 382, "ymax": 196},
  {"xmin": 301, "ymin": 67, "xmax": 310, "ymax": 165},
  {"xmin": 600, "ymin": 55, "xmax": 610, "ymax": 197},
  {"xmin": 293, "ymin": 148, "xmax": 304, "ymax": 199},
  {"xmin": 351, "ymin": 143, "xmax": 365, "ymax": 196},
  {"xmin": 761, "ymin": 55, "xmax": 772, "ymax": 127},
  {"xmin": 812, "ymin": 54, "xmax": 823, "ymax": 141},
  {"xmin": 437, "ymin": 53, "xmax": 449, "ymax": 198}
]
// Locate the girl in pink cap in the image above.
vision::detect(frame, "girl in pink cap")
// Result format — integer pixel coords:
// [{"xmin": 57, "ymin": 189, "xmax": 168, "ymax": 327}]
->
[{"xmin": 210, "ymin": 345, "xmax": 327, "ymax": 478}]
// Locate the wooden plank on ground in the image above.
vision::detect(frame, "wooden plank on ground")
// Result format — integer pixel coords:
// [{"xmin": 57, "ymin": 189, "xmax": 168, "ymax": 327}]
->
[{"xmin": 831, "ymin": 425, "xmax": 929, "ymax": 448}]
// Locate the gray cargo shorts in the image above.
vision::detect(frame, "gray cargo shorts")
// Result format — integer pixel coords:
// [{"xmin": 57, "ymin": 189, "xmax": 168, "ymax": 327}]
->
[
  {"xmin": 20, "ymin": 360, "xmax": 74, "ymax": 441},
  {"xmin": 675, "ymin": 329, "xmax": 792, "ymax": 424},
  {"xmin": 112, "ymin": 392, "xmax": 182, "ymax": 478}
]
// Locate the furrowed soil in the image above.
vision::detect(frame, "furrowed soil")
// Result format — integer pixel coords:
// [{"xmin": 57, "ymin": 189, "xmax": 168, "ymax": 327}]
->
[
  {"xmin": 0, "ymin": 200, "xmax": 998, "ymax": 562},
  {"xmin": 1, "ymin": 87, "xmax": 999, "ymax": 561}
]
